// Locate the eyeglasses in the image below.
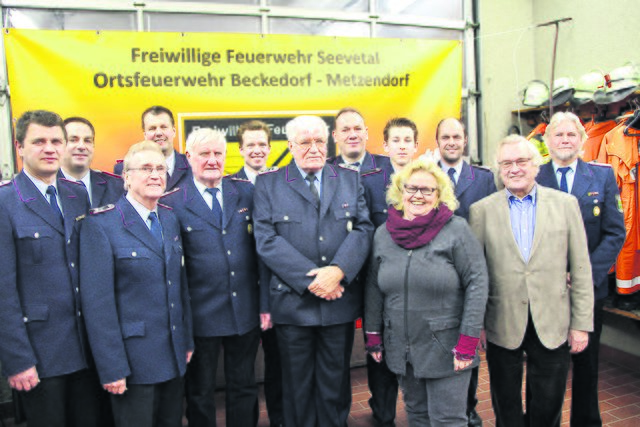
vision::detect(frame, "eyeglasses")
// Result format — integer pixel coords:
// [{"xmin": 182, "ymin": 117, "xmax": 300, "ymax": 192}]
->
[
  {"xmin": 498, "ymin": 158, "xmax": 532, "ymax": 170},
  {"xmin": 295, "ymin": 139, "xmax": 327, "ymax": 149},
  {"xmin": 403, "ymin": 185, "xmax": 438, "ymax": 196},
  {"xmin": 128, "ymin": 166, "xmax": 168, "ymax": 176}
]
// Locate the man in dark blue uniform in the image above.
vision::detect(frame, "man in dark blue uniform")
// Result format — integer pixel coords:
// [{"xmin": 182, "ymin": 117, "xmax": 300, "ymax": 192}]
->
[
  {"xmin": 435, "ymin": 117, "xmax": 497, "ymax": 426},
  {"xmin": 232, "ymin": 119, "xmax": 272, "ymax": 184},
  {"xmin": 360, "ymin": 117, "xmax": 419, "ymax": 426},
  {"xmin": 537, "ymin": 111, "xmax": 625, "ymax": 427},
  {"xmin": 328, "ymin": 107, "xmax": 391, "ymax": 172},
  {"xmin": 114, "ymin": 106, "xmax": 190, "ymax": 191},
  {"xmin": 80, "ymin": 141, "xmax": 193, "ymax": 427},
  {"xmin": 60, "ymin": 117, "xmax": 124, "ymax": 208},
  {"xmin": 0, "ymin": 110, "xmax": 100, "ymax": 427},
  {"xmin": 254, "ymin": 115, "xmax": 373, "ymax": 427},
  {"xmin": 162, "ymin": 128, "xmax": 267, "ymax": 427},
  {"xmin": 229, "ymin": 119, "xmax": 284, "ymax": 427},
  {"xmin": 435, "ymin": 118, "xmax": 497, "ymax": 222},
  {"xmin": 329, "ymin": 107, "xmax": 393, "ymax": 426}
]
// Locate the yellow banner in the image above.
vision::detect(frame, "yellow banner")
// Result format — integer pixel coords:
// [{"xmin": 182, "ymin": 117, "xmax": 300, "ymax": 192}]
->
[{"xmin": 4, "ymin": 29, "xmax": 462, "ymax": 173}]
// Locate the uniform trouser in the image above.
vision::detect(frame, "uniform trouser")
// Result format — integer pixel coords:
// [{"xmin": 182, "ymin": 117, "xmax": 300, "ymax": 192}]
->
[
  {"xmin": 366, "ymin": 352, "xmax": 399, "ymax": 426},
  {"xmin": 185, "ymin": 327, "xmax": 261, "ymax": 427},
  {"xmin": 262, "ymin": 326, "xmax": 284, "ymax": 426},
  {"xmin": 110, "ymin": 376, "xmax": 183, "ymax": 427},
  {"xmin": 277, "ymin": 322, "xmax": 355, "ymax": 427},
  {"xmin": 487, "ymin": 318, "xmax": 570, "ymax": 427},
  {"xmin": 570, "ymin": 299, "xmax": 604, "ymax": 427},
  {"xmin": 398, "ymin": 362, "xmax": 471, "ymax": 427},
  {"xmin": 20, "ymin": 368, "xmax": 103, "ymax": 427}
]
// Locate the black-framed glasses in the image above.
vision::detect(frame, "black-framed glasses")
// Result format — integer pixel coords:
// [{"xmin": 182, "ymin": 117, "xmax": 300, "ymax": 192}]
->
[
  {"xmin": 498, "ymin": 158, "xmax": 532, "ymax": 170},
  {"xmin": 128, "ymin": 166, "xmax": 168, "ymax": 176},
  {"xmin": 403, "ymin": 185, "xmax": 438, "ymax": 196}
]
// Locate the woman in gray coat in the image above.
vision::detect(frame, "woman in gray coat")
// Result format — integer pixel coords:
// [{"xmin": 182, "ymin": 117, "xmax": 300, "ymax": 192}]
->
[{"xmin": 365, "ymin": 160, "xmax": 488, "ymax": 426}]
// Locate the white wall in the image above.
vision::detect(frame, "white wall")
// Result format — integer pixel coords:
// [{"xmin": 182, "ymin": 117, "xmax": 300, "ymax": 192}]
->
[
  {"xmin": 479, "ymin": 0, "xmax": 640, "ymax": 162},
  {"xmin": 478, "ymin": 0, "xmax": 535, "ymax": 164}
]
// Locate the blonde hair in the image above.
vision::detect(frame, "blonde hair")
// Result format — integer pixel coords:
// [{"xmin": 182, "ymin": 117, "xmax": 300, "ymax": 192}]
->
[
  {"xmin": 544, "ymin": 111, "xmax": 587, "ymax": 145},
  {"xmin": 386, "ymin": 159, "xmax": 459, "ymax": 212}
]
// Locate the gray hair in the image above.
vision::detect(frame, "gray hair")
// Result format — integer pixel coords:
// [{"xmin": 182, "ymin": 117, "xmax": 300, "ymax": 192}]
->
[
  {"xmin": 185, "ymin": 127, "xmax": 227, "ymax": 154},
  {"xmin": 495, "ymin": 134, "xmax": 543, "ymax": 168},
  {"xmin": 285, "ymin": 115, "xmax": 329, "ymax": 143},
  {"xmin": 544, "ymin": 111, "xmax": 587, "ymax": 145}
]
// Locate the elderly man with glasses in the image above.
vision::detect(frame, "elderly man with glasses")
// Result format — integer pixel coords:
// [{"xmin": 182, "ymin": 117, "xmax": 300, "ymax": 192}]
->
[
  {"xmin": 253, "ymin": 115, "xmax": 373, "ymax": 427},
  {"xmin": 469, "ymin": 135, "xmax": 594, "ymax": 427},
  {"xmin": 80, "ymin": 141, "xmax": 193, "ymax": 427}
]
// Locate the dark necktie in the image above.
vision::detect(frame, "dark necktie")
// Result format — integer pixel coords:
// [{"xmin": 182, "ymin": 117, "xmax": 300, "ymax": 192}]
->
[
  {"xmin": 148, "ymin": 212, "xmax": 163, "ymax": 244},
  {"xmin": 46, "ymin": 185, "xmax": 63, "ymax": 223},
  {"xmin": 351, "ymin": 162, "xmax": 360, "ymax": 168},
  {"xmin": 305, "ymin": 174, "xmax": 320, "ymax": 206},
  {"xmin": 558, "ymin": 167, "xmax": 571, "ymax": 193},
  {"xmin": 205, "ymin": 187, "xmax": 223, "ymax": 227},
  {"xmin": 447, "ymin": 168, "xmax": 457, "ymax": 188},
  {"xmin": 76, "ymin": 180, "xmax": 91, "ymax": 206}
]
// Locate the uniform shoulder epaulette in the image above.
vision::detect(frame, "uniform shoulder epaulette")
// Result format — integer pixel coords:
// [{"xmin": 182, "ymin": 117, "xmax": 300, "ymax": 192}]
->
[
  {"xmin": 361, "ymin": 168, "xmax": 382, "ymax": 177},
  {"xmin": 259, "ymin": 166, "xmax": 279, "ymax": 175},
  {"xmin": 0, "ymin": 179, "xmax": 11, "ymax": 187},
  {"xmin": 161, "ymin": 187, "xmax": 180, "ymax": 198},
  {"xmin": 115, "ymin": 159, "xmax": 124, "ymax": 164},
  {"xmin": 95, "ymin": 169, "xmax": 123, "ymax": 179},
  {"xmin": 158, "ymin": 202, "xmax": 173, "ymax": 210},
  {"xmin": 90, "ymin": 204, "xmax": 115, "ymax": 215},
  {"xmin": 338, "ymin": 163, "xmax": 359, "ymax": 172},
  {"xmin": 588, "ymin": 161, "xmax": 612, "ymax": 168},
  {"xmin": 59, "ymin": 177, "xmax": 84, "ymax": 185},
  {"xmin": 229, "ymin": 176, "xmax": 251, "ymax": 183}
]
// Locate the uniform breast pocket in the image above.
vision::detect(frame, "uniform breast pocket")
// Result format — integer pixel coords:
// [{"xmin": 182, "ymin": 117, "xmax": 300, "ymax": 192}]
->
[
  {"xmin": 23, "ymin": 304, "xmax": 50, "ymax": 324},
  {"xmin": 15, "ymin": 226, "xmax": 55, "ymax": 265},
  {"xmin": 581, "ymin": 202, "xmax": 601, "ymax": 224},
  {"xmin": 369, "ymin": 203, "xmax": 388, "ymax": 227},
  {"xmin": 334, "ymin": 209, "xmax": 354, "ymax": 233},
  {"xmin": 272, "ymin": 211, "xmax": 302, "ymax": 237},
  {"xmin": 114, "ymin": 247, "xmax": 152, "ymax": 281},
  {"xmin": 370, "ymin": 203, "xmax": 388, "ymax": 217}
]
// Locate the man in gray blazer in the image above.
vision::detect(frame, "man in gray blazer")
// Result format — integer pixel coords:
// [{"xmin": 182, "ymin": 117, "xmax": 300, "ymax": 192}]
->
[
  {"xmin": 469, "ymin": 135, "xmax": 593, "ymax": 427},
  {"xmin": 254, "ymin": 115, "xmax": 373, "ymax": 427}
]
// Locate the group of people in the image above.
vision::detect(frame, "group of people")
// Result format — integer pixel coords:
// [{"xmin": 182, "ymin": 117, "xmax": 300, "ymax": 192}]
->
[{"xmin": 0, "ymin": 104, "xmax": 626, "ymax": 427}]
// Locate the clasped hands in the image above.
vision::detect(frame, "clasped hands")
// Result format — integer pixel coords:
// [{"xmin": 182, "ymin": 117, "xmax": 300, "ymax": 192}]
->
[{"xmin": 307, "ymin": 265, "xmax": 345, "ymax": 300}]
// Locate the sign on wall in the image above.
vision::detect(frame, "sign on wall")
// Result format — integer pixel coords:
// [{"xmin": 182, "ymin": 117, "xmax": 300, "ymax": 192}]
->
[{"xmin": 4, "ymin": 29, "xmax": 462, "ymax": 173}]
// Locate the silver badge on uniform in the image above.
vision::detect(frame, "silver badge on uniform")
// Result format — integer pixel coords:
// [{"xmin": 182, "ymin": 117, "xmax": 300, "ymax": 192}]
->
[{"xmin": 347, "ymin": 220, "xmax": 353, "ymax": 232}]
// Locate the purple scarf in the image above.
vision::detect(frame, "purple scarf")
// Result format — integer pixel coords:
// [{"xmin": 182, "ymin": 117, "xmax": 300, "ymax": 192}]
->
[{"xmin": 386, "ymin": 204, "xmax": 453, "ymax": 249}]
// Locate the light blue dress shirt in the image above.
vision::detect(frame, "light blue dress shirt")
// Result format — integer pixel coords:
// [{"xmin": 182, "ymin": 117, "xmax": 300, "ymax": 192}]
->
[{"xmin": 506, "ymin": 186, "xmax": 537, "ymax": 262}]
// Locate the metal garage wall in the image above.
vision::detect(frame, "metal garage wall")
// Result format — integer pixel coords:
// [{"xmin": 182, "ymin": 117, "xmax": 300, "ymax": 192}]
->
[{"xmin": 0, "ymin": 0, "xmax": 476, "ymax": 180}]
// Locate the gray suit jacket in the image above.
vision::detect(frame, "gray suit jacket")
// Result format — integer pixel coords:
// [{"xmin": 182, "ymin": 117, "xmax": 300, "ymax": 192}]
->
[{"xmin": 469, "ymin": 186, "xmax": 594, "ymax": 350}]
